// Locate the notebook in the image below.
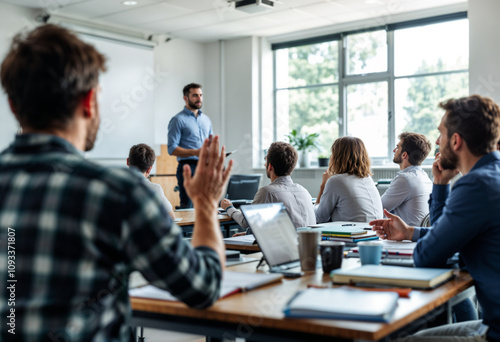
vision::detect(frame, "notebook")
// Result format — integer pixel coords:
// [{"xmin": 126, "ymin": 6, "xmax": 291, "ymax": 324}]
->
[
  {"xmin": 240, "ymin": 203, "xmax": 311, "ymax": 274},
  {"xmin": 223, "ymin": 234, "xmax": 256, "ymax": 246},
  {"xmin": 322, "ymin": 232, "xmax": 378, "ymax": 242},
  {"xmin": 129, "ymin": 271, "xmax": 283, "ymax": 301},
  {"xmin": 283, "ymin": 287, "xmax": 398, "ymax": 322},
  {"xmin": 351, "ymin": 241, "xmax": 417, "ymax": 257},
  {"xmin": 332, "ymin": 265, "xmax": 454, "ymax": 289},
  {"xmin": 314, "ymin": 226, "xmax": 368, "ymax": 237}
]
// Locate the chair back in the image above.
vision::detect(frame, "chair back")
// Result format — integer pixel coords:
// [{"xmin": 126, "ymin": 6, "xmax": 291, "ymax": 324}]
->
[{"xmin": 226, "ymin": 174, "xmax": 261, "ymax": 200}]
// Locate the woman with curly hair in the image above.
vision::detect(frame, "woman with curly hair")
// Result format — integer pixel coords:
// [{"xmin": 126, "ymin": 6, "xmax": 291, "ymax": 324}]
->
[{"xmin": 315, "ymin": 136, "xmax": 382, "ymax": 223}]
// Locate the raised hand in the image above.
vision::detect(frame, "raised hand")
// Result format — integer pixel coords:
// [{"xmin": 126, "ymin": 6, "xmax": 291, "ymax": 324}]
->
[
  {"xmin": 369, "ymin": 209, "xmax": 414, "ymax": 241},
  {"xmin": 183, "ymin": 136, "xmax": 233, "ymax": 208}
]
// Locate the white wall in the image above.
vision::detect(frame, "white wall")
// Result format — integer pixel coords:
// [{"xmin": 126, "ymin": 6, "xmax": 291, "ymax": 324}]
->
[
  {"xmin": 0, "ymin": 3, "xmax": 36, "ymax": 151},
  {"xmin": 469, "ymin": 0, "xmax": 500, "ymax": 104},
  {"xmin": 221, "ymin": 36, "xmax": 259, "ymax": 175},
  {"xmin": 153, "ymin": 38, "xmax": 206, "ymax": 145},
  {"xmin": 203, "ymin": 41, "xmax": 223, "ymax": 141}
]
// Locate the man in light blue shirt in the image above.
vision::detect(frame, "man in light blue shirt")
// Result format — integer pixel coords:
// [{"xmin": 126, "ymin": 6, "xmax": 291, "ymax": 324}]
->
[
  {"xmin": 168, "ymin": 83, "xmax": 213, "ymax": 208},
  {"xmin": 381, "ymin": 132, "xmax": 432, "ymax": 226}
]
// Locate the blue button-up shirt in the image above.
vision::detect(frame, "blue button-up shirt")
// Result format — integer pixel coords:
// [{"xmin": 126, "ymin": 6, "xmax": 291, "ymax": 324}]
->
[
  {"xmin": 412, "ymin": 151, "xmax": 500, "ymax": 340},
  {"xmin": 167, "ymin": 107, "xmax": 213, "ymax": 161}
]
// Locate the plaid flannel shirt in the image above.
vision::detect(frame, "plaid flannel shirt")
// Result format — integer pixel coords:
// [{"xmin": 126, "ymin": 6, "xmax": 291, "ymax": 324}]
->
[{"xmin": 0, "ymin": 134, "xmax": 221, "ymax": 341}]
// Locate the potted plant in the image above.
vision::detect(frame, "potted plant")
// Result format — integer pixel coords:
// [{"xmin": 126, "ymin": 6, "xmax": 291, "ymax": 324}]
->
[
  {"xmin": 318, "ymin": 153, "xmax": 330, "ymax": 167},
  {"xmin": 285, "ymin": 129, "xmax": 320, "ymax": 167}
]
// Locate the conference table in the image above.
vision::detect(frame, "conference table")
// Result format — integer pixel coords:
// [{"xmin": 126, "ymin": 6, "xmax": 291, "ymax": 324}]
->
[{"xmin": 130, "ymin": 256, "xmax": 474, "ymax": 342}]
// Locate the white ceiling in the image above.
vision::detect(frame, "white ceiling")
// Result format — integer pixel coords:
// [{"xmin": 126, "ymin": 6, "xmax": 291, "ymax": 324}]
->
[{"xmin": 0, "ymin": 0, "xmax": 466, "ymax": 42}]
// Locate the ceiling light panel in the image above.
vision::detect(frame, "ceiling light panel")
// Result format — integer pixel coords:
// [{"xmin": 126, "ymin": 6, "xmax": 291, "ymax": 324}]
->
[
  {"xmin": 56, "ymin": 0, "xmax": 161, "ymax": 19},
  {"xmin": 100, "ymin": 3, "xmax": 190, "ymax": 25}
]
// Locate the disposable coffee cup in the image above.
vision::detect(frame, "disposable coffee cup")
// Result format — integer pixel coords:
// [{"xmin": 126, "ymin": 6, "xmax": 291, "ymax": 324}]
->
[{"xmin": 297, "ymin": 231, "xmax": 321, "ymax": 271}]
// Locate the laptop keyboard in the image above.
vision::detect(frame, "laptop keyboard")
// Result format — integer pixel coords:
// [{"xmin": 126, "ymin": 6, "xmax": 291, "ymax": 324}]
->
[{"xmin": 281, "ymin": 261, "xmax": 300, "ymax": 270}]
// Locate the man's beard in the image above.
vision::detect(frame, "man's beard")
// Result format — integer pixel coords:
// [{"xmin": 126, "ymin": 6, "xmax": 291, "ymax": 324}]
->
[
  {"xmin": 188, "ymin": 99, "xmax": 202, "ymax": 109},
  {"xmin": 85, "ymin": 116, "xmax": 100, "ymax": 152},
  {"xmin": 440, "ymin": 139, "xmax": 459, "ymax": 170},
  {"xmin": 393, "ymin": 152, "xmax": 402, "ymax": 164}
]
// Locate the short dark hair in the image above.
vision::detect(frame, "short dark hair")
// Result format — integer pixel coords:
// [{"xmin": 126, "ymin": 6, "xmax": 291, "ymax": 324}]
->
[
  {"xmin": 440, "ymin": 95, "xmax": 500, "ymax": 156},
  {"xmin": 0, "ymin": 24, "xmax": 106, "ymax": 130},
  {"xmin": 266, "ymin": 142, "xmax": 298, "ymax": 177},
  {"xmin": 398, "ymin": 132, "xmax": 432, "ymax": 165},
  {"xmin": 183, "ymin": 83, "xmax": 202, "ymax": 97},
  {"xmin": 129, "ymin": 144, "xmax": 156, "ymax": 173}
]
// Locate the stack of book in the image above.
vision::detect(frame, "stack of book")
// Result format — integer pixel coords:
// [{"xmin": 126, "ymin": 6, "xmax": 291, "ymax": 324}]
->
[
  {"xmin": 348, "ymin": 241, "xmax": 416, "ymax": 259},
  {"xmin": 312, "ymin": 226, "xmax": 378, "ymax": 245}
]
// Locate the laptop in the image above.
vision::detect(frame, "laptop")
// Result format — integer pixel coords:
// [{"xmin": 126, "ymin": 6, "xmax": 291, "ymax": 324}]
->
[{"xmin": 240, "ymin": 203, "xmax": 319, "ymax": 274}]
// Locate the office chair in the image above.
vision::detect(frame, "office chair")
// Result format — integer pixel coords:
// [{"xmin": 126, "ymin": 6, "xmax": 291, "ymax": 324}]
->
[{"xmin": 225, "ymin": 174, "xmax": 261, "ymax": 208}]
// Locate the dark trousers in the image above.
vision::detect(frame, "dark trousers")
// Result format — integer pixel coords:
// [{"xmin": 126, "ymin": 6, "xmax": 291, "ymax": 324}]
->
[{"xmin": 176, "ymin": 160, "xmax": 197, "ymax": 208}]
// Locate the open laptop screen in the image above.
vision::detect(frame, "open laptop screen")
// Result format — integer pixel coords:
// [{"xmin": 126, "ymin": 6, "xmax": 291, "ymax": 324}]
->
[{"xmin": 240, "ymin": 203, "xmax": 299, "ymax": 267}]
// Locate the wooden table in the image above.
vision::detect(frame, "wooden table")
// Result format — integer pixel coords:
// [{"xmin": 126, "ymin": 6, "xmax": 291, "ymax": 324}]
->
[
  {"xmin": 130, "ymin": 257, "xmax": 474, "ymax": 341},
  {"xmin": 174, "ymin": 209, "xmax": 236, "ymax": 237}
]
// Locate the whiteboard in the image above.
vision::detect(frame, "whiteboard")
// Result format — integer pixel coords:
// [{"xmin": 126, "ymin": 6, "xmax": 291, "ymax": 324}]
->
[
  {"xmin": 81, "ymin": 35, "xmax": 155, "ymax": 159},
  {"xmin": 0, "ymin": 34, "xmax": 155, "ymax": 158}
]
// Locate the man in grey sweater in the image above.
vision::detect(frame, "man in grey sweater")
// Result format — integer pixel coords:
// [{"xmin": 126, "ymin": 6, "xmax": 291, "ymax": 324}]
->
[{"xmin": 221, "ymin": 142, "xmax": 315, "ymax": 234}]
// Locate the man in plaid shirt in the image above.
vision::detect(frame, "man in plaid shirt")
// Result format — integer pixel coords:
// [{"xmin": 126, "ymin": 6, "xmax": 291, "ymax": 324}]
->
[{"xmin": 0, "ymin": 25, "xmax": 232, "ymax": 341}]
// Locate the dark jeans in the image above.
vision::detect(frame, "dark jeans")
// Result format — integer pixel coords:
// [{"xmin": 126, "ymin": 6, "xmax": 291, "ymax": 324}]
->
[
  {"xmin": 176, "ymin": 160, "xmax": 197, "ymax": 208},
  {"xmin": 453, "ymin": 297, "xmax": 478, "ymax": 322}
]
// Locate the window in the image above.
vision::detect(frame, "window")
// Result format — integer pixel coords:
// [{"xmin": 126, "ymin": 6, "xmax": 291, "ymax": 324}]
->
[
  {"xmin": 346, "ymin": 30, "xmax": 387, "ymax": 75},
  {"xmin": 275, "ymin": 42, "xmax": 339, "ymax": 155},
  {"xmin": 347, "ymin": 82, "xmax": 388, "ymax": 157},
  {"xmin": 394, "ymin": 20, "xmax": 469, "ymax": 154},
  {"xmin": 272, "ymin": 14, "xmax": 468, "ymax": 165}
]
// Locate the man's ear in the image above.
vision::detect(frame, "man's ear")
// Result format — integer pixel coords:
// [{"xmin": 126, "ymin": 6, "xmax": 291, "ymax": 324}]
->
[
  {"xmin": 8, "ymin": 98, "xmax": 17, "ymax": 114},
  {"xmin": 402, "ymin": 151, "xmax": 408, "ymax": 160},
  {"xmin": 82, "ymin": 89, "xmax": 95, "ymax": 118},
  {"xmin": 126, "ymin": 158, "xmax": 130, "ymax": 166},
  {"xmin": 8, "ymin": 98, "xmax": 21, "ymax": 122},
  {"xmin": 451, "ymin": 132, "xmax": 463, "ymax": 151}
]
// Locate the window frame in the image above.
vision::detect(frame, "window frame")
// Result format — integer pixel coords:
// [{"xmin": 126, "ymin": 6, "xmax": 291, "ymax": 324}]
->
[{"xmin": 271, "ymin": 12, "xmax": 468, "ymax": 166}]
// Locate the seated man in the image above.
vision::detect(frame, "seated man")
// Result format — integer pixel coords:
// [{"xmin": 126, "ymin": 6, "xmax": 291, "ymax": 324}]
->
[
  {"xmin": 381, "ymin": 132, "xmax": 432, "ymax": 226},
  {"xmin": 0, "ymin": 25, "xmax": 232, "ymax": 341},
  {"xmin": 221, "ymin": 142, "xmax": 315, "ymax": 233},
  {"xmin": 370, "ymin": 94, "xmax": 500, "ymax": 341},
  {"xmin": 127, "ymin": 143, "xmax": 176, "ymax": 220}
]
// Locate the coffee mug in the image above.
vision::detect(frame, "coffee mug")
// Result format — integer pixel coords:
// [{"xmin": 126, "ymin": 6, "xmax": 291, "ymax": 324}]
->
[
  {"xmin": 319, "ymin": 241, "xmax": 345, "ymax": 273},
  {"xmin": 297, "ymin": 231, "xmax": 321, "ymax": 271},
  {"xmin": 357, "ymin": 241, "xmax": 388, "ymax": 265}
]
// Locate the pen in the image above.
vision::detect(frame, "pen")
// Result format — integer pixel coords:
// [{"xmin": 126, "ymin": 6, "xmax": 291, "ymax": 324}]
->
[{"xmin": 342, "ymin": 224, "xmax": 355, "ymax": 226}]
